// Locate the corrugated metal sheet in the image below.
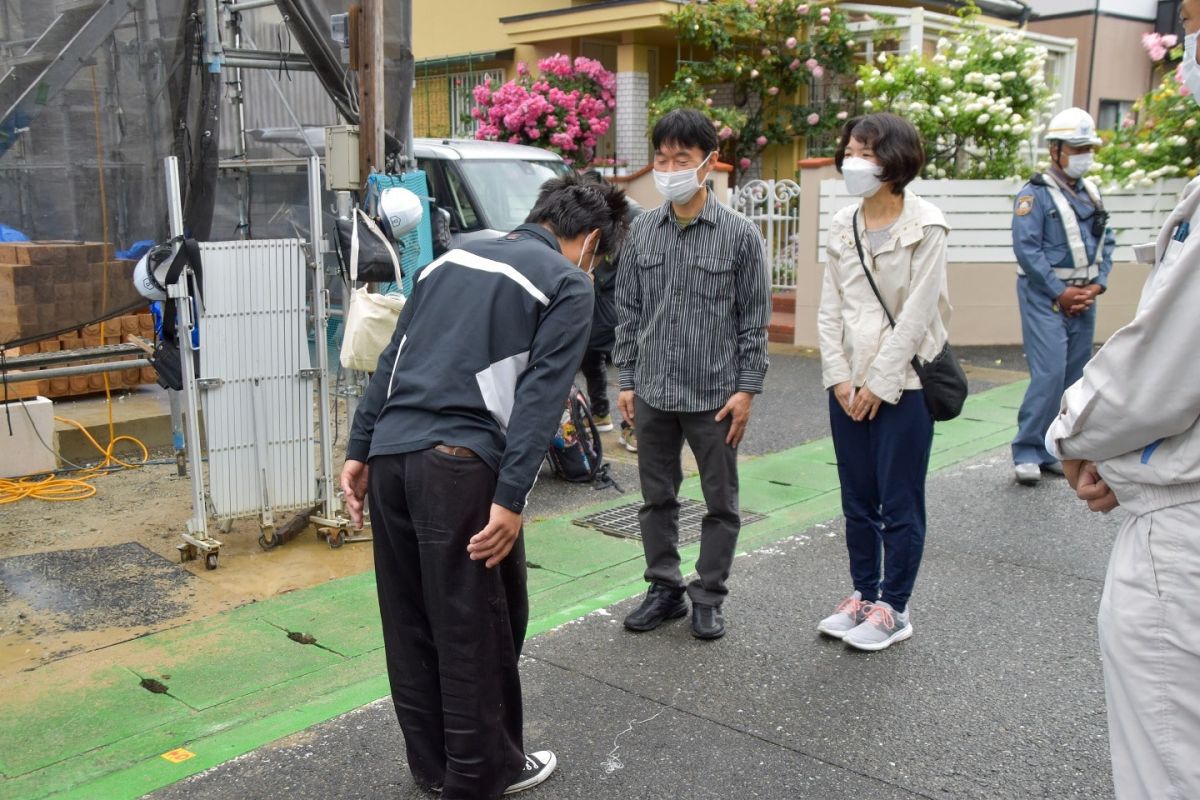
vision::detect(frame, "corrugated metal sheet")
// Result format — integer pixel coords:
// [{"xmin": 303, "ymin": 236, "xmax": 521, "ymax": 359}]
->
[{"xmin": 220, "ymin": 15, "xmax": 341, "ymax": 158}]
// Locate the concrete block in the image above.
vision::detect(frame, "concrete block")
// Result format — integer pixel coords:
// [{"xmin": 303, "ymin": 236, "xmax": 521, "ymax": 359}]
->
[{"xmin": 0, "ymin": 396, "xmax": 57, "ymax": 478}]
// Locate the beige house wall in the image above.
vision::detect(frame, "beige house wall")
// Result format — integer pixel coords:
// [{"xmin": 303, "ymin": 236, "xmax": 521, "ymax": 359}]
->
[{"xmin": 1029, "ymin": 14, "xmax": 1153, "ymax": 121}]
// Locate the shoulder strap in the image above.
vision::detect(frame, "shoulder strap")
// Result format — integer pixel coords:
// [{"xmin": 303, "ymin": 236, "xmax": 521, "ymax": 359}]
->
[
  {"xmin": 852, "ymin": 210, "xmax": 896, "ymax": 328},
  {"xmin": 853, "ymin": 210, "xmax": 928, "ymax": 372}
]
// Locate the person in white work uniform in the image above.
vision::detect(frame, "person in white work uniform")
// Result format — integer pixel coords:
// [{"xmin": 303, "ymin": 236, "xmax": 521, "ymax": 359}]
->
[{"xmin": 1045, "ymin": 3, "xmax": 1200, "ymax": 796}]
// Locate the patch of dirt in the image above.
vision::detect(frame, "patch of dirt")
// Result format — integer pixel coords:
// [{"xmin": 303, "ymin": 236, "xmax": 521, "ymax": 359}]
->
[{"xmin": 0, "ymin": 460, "xmax": 373, "ymax": 676}]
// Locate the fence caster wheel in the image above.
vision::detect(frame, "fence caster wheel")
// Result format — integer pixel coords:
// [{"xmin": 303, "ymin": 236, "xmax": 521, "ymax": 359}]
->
[
  {"xmin": 328, "ymin": 529, "xmax": 346, "ymax": 549},
  {"xmin": 258, "ymin": 527, "xmax": 277, "ymax": 551},
  {"xmin": 205, "ymin": 552, "xmax": 219, "ymax": 570}
]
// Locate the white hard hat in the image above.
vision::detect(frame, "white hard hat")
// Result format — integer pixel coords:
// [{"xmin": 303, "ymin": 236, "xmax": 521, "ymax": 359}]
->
[
  {"xmin": 132, "ymin": 243, "xmax": 174, "ymax": 301},
  {"xmin": 378, "ymin": 186, "xmax": 424, "ymax": 241},
  {"xmin": 1045, "ymin": 107, "xmax": 1103, "ymax": 146}
]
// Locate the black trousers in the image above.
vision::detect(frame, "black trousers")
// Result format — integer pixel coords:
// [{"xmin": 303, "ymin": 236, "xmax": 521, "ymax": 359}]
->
[
  {"xmin": 580, "ymin": 349, "xmax": 611, "ymax": 417},
  {"xmin": 369, "ymin": 449, "xmax": 528, "ymax": 800},
  {"xmin": 634, "ymin": 397, "xmax": 741, "ymax": 606}
]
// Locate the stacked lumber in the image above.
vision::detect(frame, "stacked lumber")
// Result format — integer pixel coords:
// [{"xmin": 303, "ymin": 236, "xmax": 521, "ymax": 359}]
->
[
  {"xmin": 0, "ymin": 241, "xmax": 143, "ymax": 343},
  {"xmin": 2, "ymin": 314, "xmax": 157, "ymax": 400}
]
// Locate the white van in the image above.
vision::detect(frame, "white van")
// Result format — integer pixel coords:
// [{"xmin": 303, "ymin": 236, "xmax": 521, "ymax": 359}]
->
[{"xmin": 412, "ymin": 138, "xmax": 572, "ymax": 248}]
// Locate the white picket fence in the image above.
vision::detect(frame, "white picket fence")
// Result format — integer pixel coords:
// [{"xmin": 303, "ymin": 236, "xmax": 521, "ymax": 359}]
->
[
  {"xmin": 730, "ymin": 178, "xmax": 804, "ymax": 289},
  {"xmin": 818, "ymin": 178, "xmax": 1189, "ymax": 265}
]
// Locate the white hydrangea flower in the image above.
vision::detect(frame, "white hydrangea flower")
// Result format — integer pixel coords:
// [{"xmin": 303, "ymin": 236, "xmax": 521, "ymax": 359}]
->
[
  {"xmin": 939, "ymin": 77, "xmax": 955, "ymax": 89},
  {"xmin": 956, "ymin": 45, "xmax": 970, "ymax": 57},
  {"xmin": 856, "ymin": 79, "xmax": 865, "ymax": 88},
  {"xmin": 933, "ymin": 53, "xmax": 948, "ymax": 65},
  {"xmin": 877, "ymin": 52, "xmax": 888, "ymax": 64},
  {"xmin": 1186, "ymin": 118, "xmax": 1197, "ymax": 129},
  {"xmin": 977, "ymin": 113, "xmax": 990, "ymax": 124},
  {"xmin": 949, "ymin": 59, "xmax": 964, "ymax": 71},
  {"xmin": 884, "ymin": 73, "xmax": 895, "ymax": 83},
  {"xmin": 991, "ymin": 50, "xmax": 1004, "ymax": 60}
]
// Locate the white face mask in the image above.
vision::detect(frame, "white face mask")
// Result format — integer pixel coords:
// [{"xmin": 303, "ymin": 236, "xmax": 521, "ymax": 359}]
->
[
  {"xmin": 1064, "ymin": 152, "xmax": 1094, "ymax": 179},
  {"xmin": 841, "ymin": 157, "xmax": 884, "ymax": 198},
  {"xmin": 1184, "ymin": 32, "xmax": 1200, "ymax": 103},
  {"xmin": 653, "ymin": 154, "xmax": 711, "ymax": 204},
  {"xmin": 576, "ymin": 230, "xmax": 598, "ymax": 273}
]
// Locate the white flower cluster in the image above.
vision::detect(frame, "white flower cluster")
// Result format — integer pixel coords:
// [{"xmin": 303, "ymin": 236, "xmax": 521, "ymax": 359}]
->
[{"xmin": 856, "ymin": 23, "xmax": 1057, "ymax": 178}]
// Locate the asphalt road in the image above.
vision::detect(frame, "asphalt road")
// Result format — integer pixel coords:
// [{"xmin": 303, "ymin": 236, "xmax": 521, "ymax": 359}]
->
[{"xmin": 149, "ymin": 439, "xmax": 1119, "ymax": 800}]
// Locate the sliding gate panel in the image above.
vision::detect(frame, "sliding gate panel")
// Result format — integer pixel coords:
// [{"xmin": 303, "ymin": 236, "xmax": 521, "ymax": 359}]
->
[{"xmin": 199, "ymin": 240, "xmax": 317, "ymax": 520}]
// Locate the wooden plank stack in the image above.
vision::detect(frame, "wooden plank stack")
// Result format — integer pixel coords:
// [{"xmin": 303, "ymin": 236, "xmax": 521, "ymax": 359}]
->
[
  {"xmin": 0, "ymin": 241, "xmax": 144, "ymax": 343},
  {"xmin": 2, "ymin": 313, "xmax": 157, "ymax": 400}
]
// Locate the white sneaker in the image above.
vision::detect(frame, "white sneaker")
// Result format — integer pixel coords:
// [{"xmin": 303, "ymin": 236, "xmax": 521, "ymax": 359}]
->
[
  {"xmin": 843, "ymin": 601, "xmax": 913, "ymax": 651},
  {"xmin": 1014, "ymin": 463, "xmax": 1041, "ymax": 485},
  {"xmin": 504, "ymin": 751, "xmax": 557, "ymax": 794},
  {"xmin": 817, "ymin": 590, "xmax": 868, "ymax": 639},
  {"xmin": 594, "ymin": 414, "xmax": 615, "ymax": 432}
]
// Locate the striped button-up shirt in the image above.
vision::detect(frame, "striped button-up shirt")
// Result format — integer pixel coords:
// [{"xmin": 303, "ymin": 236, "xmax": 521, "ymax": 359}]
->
[{"xmin": 614, "ymin": 188, "xmax": 771, "ymax": 413}]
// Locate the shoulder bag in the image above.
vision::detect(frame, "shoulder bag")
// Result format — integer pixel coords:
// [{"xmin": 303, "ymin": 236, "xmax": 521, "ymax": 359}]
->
[
  {"xmin": 339, "ymin": 208, "xmax": 406, "ymax": 373},
  {"xmin": 851, "ymin": 209, "xmax": 967, "ymax": 421}
]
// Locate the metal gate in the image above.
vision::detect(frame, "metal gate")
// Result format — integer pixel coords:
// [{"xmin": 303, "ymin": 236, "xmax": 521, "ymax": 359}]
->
[{"xmin": 730, "ymin": 178, "xmax": 803, "ymax": 290}]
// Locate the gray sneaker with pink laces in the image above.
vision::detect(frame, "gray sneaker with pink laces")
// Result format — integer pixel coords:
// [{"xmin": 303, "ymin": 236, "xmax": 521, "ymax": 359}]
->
[
  {"xmin": 817, "ymin": 590, "xmax": 869, "ymax": 639},
  {"xmin": 843, "ymin": 600, "xmax": 912, "ymax": 651}
]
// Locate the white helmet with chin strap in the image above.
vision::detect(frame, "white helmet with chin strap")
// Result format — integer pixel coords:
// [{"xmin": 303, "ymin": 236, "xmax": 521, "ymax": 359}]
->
[{"xmin": 1044, "ymin": 107, "xmax": 1103, "ymax": 147}]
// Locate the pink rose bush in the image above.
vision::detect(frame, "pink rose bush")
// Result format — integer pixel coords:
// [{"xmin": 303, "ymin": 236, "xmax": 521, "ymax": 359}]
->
[{"xmin": 472, "ymin": 54, "xmax": 616, "ymax": 166}]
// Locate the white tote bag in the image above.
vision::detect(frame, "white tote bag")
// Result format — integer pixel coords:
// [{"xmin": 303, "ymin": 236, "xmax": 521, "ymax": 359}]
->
[{"xmin": 339, "ymin": 208, "xmax": 406, "ymax": 372}]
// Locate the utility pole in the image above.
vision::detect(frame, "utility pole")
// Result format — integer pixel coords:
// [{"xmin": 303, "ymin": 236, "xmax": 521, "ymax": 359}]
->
[{"xmin": 353, "ymin": 0, "xmax": 385, "ymax": 184}]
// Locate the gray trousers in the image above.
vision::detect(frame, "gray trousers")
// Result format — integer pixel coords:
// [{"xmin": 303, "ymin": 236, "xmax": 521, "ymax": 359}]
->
[
  {"xmin": 1099, "ymin": 502, "xmax": 1200, "ymax": 799},
  {"xmin": 635, "ymin": 397, "xmax": 740, "ymax": 606}
]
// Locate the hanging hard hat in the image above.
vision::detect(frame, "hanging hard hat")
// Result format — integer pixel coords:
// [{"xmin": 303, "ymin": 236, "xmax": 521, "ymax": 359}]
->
[
  {"xmin": 131, "ymin": 241, "xmax": 175, "ymax": 301},
  {"xmin": 1044, "ymin": 107, "xmax": 1103, "ymax": 146},
  {"xmin": 378, "ymin": 186, "xmax": 424, "ymax": 242}
]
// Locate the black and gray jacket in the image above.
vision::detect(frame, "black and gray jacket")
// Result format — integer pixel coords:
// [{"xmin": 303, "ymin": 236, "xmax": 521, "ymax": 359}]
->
[{"xmin": 346, "ymin": 224, "xmax": 594, "ymax": 513}]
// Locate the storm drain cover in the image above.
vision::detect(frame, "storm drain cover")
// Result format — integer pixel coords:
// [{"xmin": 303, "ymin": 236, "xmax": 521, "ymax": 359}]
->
[
  {"xmin": 574, "ymin": 498, "xmax": 767, "ymax": 545},
  {"xmin": 0, "ymin": 542, "xmax": 192, "ymax": 630}
]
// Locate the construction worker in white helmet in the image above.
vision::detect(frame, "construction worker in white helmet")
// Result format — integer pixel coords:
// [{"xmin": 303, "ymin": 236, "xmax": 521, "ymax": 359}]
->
[{"xmin": 1010, "ymin": 106, "xmax": 1115, "ymax": 486}]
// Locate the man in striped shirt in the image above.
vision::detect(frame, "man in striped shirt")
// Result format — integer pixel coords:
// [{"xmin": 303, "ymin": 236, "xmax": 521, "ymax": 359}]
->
[{"xmin": 615, "ymin": 109, "xmax": 771, "ymax": 640}]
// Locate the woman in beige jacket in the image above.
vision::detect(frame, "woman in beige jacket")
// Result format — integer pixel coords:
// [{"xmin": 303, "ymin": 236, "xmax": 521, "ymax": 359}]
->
[{"xmin": 815, "ymin": 113, "xmax": 952, "ymax": 651}]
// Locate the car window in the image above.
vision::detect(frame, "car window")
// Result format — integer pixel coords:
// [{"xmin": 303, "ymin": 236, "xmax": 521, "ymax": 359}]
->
[
  {"xmin": 457, "ymin": 159, "xmax": 571, "ymax": 231},
  {"xmin": 442, "ymin": 164, "xmax": 482, "ymax": 231}
]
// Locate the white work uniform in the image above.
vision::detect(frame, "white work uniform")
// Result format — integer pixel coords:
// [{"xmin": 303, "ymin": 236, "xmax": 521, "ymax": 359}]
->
[{"xmin": 1046, "ymin": 177, "xmax": 1200, "ymax": 800}]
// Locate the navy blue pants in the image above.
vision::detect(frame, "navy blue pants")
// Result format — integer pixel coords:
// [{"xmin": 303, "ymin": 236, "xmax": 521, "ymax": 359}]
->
[{"xmin": 828, "ymin": 390, "xmax": 934, "ymax": 613}]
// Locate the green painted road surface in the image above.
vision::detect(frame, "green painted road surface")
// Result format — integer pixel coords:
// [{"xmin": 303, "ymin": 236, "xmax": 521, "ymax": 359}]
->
[{"xmin": 0, "ymin": 381, "xmax": 1026, "ymax": 800}]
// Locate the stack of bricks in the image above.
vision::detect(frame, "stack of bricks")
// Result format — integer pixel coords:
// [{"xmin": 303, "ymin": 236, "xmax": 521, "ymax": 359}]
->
[
  {"xmin": 2, "ymin": 313, "xmax": 157, "ymax": 400},
  {"xmin": 0, "ymin": 241, "xmax": 143, "ymax": 343}
]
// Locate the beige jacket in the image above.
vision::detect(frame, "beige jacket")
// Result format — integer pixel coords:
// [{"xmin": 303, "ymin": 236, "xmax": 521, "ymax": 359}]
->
[
  {"xmin": 818, "ymin": 192, "xmax": 952, "ymax": 404},
  {"xmin": 1047, "ymin": 177, "xmax": 1200, "ymax": 516}
]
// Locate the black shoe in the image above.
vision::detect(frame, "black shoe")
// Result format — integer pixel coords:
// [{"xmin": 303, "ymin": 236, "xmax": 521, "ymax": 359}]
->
[
  {"xmin": 691, "ymin": 603, "xmax": 725, "ymax": 639},
  {"xmin": 623, "ymin": 583, "xmax": 688, "ymax": 631},
  {"xmin": 504, "ymin": 751, "xmax": 557, "ymax": 795}
]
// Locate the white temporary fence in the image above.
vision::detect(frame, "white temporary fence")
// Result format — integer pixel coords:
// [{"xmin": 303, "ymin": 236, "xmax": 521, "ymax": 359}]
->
[
  {"xmin": 731, "ymin": 178, "xmax": 804, "ymax": 289},
  {"xmin": 818, "ymin": 177, "xmax": 1189, "ymax": 265},
  {"xmin": 199, "ymin": 239, "xmax": 318, "ymax": 522}
]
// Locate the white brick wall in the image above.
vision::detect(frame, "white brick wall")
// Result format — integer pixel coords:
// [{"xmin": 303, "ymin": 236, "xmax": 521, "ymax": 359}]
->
[{"xmin": 616, "ymin": 72, "xmax": 650, "ymax": 168}]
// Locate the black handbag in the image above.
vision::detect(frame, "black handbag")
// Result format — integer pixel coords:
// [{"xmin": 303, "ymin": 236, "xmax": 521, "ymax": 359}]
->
[
  {"xmin": 851, "ymin": 210, "xmax": 967, "ymax": 422},
  {"xmin": 335, "ymin": 209, "xmax": 406, "ymax": 284}
]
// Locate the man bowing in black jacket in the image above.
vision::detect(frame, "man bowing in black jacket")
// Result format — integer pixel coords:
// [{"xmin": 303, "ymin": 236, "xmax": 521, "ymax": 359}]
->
[{"xmin": 341, "ymin": 172, "xmax": 629, "ymax": 800}]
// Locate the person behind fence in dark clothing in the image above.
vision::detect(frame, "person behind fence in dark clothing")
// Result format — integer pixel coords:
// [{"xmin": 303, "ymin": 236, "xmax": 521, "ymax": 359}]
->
[
  {"xmin": 341, "ymin": 172, "xmax": 629, "ymax": 800},
  {"xmin": 580, "ymin": 169, "xmax": 643, "ymax": 451}
]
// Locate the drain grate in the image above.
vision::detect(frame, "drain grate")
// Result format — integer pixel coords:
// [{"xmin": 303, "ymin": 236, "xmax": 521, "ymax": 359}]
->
[{"xmin": 574, "ymin": 498, "xmax": 767, "ymax": 545}]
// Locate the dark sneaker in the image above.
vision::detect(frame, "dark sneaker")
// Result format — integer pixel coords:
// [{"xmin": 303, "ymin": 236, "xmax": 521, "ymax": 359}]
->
[
  {"xmin": 691, "ymin": 603, "xmax": 725, "ymax": 639},
  {"xmin": 623, "ymin": 583, "xmax": 687, "ymax": 631},
  {"xmin": 503, "ymin": 751, "xmax": 557, "ymax": 795},
  {"xmin": 620, "ymin": 421, "xmax": 638, "ymax": 453}
]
